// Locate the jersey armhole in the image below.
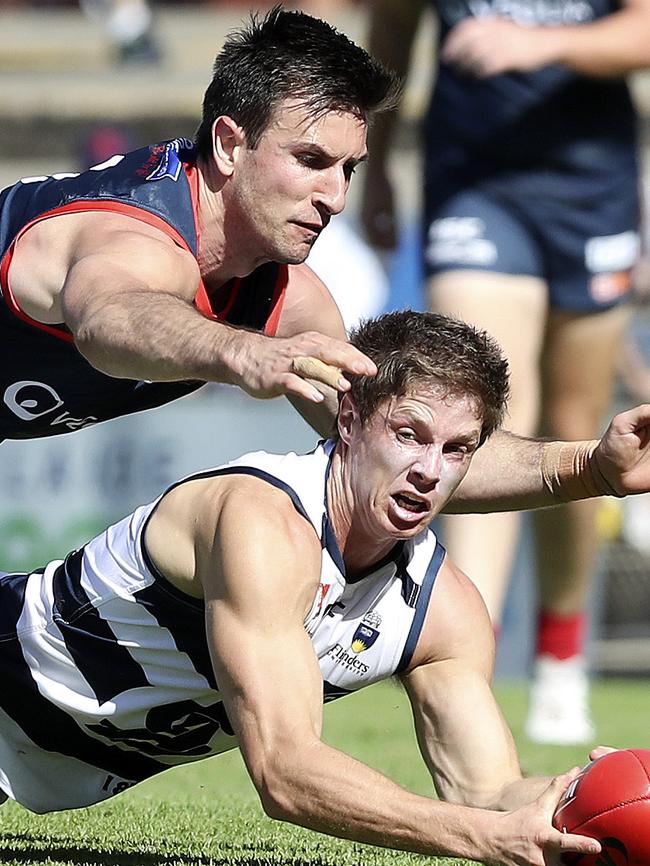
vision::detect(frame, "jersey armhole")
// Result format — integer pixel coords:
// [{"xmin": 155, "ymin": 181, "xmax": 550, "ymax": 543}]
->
[
  {"xmin": 395, "ymin": 540, "xmax": 446, "ymax": 674},
  {"xmin": 1, "ymin": 199, "xmax": 195, "ymax": 343},
  {"xmin": 264, "ymin": 264, "xmax": 289, "ymax": 336}
]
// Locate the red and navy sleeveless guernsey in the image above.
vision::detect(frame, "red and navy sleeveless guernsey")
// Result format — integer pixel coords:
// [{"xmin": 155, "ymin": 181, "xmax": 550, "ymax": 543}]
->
[{"xmin": 0, "ymin": 139, "xmax": 289, "ymax": 440}]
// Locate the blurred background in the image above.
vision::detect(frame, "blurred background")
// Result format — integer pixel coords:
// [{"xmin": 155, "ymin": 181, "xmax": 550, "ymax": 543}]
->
[{"xmin": 2, "ymin": 0, "xmax": 650, "ymax": 682}]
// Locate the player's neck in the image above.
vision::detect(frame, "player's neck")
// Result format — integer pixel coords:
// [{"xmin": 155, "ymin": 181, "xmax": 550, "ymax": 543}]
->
[
  {"xmin": 327, "ymin": 452, "xmax": 397, "ymax": 579},
  {"xmin": 195, "ymin": 157, "xmax": 263, "ymax": 288}
]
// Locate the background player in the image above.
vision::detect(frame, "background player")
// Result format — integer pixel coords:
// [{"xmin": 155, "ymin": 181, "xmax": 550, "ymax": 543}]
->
[
  {"xmin": 361, "ymin": 0, "xmax": 650, "ymax": 744},
  {"xmin": 3, "ymin": 309, "xmax": 639, "ymax": 865}
]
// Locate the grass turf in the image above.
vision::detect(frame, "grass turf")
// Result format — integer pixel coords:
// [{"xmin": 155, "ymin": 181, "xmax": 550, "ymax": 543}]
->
[{"xmin": 1, "ymin": 678, "xmax": 649, "ymax": 866}]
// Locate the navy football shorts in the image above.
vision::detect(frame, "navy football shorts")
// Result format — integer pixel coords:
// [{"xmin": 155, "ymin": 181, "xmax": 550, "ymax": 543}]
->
[{"xmin": 422, "ymin": 184, "xmax": 640, "ymax": 312}]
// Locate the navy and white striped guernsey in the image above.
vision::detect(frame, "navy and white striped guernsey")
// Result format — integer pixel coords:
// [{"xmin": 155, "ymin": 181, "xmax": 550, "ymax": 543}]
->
[{"xmin": 0, "ymin": 440, "xmax": 445, "ymax": 813}]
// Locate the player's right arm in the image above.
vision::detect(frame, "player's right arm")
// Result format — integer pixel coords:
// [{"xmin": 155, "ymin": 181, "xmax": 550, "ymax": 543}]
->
[
  {"xmin": 361, "ymin": 0, "xmax": 427, "ymax": 250},
  {"xmin": 10, "ymin": 211, "xmax": 373, "ymax": 405},
  {"xmin": 193, "ymin": 477, "xmax": 598, "ymax": 866}
]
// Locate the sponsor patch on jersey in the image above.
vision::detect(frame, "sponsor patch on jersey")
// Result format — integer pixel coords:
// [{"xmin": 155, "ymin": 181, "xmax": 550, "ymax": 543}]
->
[
  {"xmin": 326, "ymin": 643, "xmax": 370, "ymax": 675},
  {"xmin": 315, "ymin": 583, "xmax": 332, "ymax": 616},
  {"xmin": 350, "ymin": 611, "xmax": 382, "ymax": 654},
  {"xmin": 146, "ymin": 138, "xmax": 192, "ymax": 182},
  {"xmin": 3, "ymin": 381, "xmax": 98, "ymax": 430}
]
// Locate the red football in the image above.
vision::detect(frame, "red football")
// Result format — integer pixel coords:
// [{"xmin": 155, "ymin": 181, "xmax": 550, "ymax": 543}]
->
[{"xmin": 552, "ymin": 749, "xmax": 650, "ymax": 866}]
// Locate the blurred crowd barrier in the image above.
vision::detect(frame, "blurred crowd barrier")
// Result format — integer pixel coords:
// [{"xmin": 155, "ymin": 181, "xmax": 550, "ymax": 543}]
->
[{"xmin": 0, "ymin": 387, "xmax": 317, "ymax": 573}]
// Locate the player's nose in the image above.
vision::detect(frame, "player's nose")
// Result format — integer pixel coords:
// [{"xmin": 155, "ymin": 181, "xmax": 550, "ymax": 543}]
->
[
  {"xmin": 314, "ymin": 166, "xmax": 347, "ymax": 216},
  {"xmin": 411, "ymin": 447, "xmax": 442, "ymax": 486}
]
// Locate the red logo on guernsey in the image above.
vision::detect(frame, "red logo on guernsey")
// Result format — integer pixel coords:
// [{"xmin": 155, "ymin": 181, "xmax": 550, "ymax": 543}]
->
[
  {"xmin": 136, "ymin": 145, "xmax": 166, "ymax": 177},
  {"xmin": 315, "ymin": 584, "xmax": 331, "ymax": 615}
]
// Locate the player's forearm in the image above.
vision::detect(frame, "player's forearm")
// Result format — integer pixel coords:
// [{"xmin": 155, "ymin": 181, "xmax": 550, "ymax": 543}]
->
[
  {"xmin": 446, "ymin": 430, "xmax": 546, "ymax": 512},
  {"xmin": 491, "ymin": 776, "xmax": 553, "ymax": 812},
  {"xmin": 536, "ymin": 7, "xmax": 650, "ymax": 77},
  {"xmin": 446, "ymin": 430, "xmax": 616, "ymax": 513},
  {"xmin": 257, "ymin": 740, "xmax": 505, "ymax": 861},
  {"xmin": 71, "ymin": 291, "xmax": 252, "ymax": 384}
]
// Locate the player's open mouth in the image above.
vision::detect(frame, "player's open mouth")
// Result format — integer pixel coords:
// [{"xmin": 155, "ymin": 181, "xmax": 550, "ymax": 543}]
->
[{"xmin": 393, "ymin": 493, "xmax": 427, "ymax": 514}]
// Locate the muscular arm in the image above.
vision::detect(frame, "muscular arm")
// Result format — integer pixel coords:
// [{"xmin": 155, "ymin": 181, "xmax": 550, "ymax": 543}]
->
[
  {"xmin": 402, "ymin": 558, "xmax": 548, "ymax": 811},
  {"xmin": 445, "ymin": 405, "xmax": 650, "ymax": 512},
  {"xmin": 444, "ymin": 429, "xmax": 548, "ymax": 513},
  {"xmin": 441, "ymin": 0, "xmax": 650, "ymax": 79},
  {"xmin": 50, "ymin": 214, "xmax": 374, "ymax": 405},
  {"xmin": 196, "ymin": 480, "xmax": 593, "ymax": 865}
]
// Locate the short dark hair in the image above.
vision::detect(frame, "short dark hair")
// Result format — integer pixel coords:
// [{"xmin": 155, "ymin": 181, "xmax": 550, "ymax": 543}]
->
[
  {"xmin": 348, "ymin": 310, "xmax": 510, "ymax": 444},
  {"xmin": 195, "ymin": 6, "xmax": 399, "ymax": 158}
]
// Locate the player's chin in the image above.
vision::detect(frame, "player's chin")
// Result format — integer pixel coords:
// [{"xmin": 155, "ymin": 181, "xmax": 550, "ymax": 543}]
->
[
  {"xmin": 274, "ymin": 243, "xmax": 313, "ymax": 265},
  {"xmin": 276, "ymin": 227, "xmax": 320, "ymax": 263}
]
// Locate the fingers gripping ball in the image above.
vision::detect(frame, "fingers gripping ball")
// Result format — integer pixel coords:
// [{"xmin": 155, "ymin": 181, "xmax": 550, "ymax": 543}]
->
[{"xmin": 553, "ymin": 749, "xmax": 650, "ymax": 866}]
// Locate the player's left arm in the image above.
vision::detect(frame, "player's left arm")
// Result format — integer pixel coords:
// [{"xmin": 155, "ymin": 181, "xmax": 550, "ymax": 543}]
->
[
  {"xmin": 401, "ymin": 556, "xmax": 552, "ymax": 810},
  {"xmin": 274, "ymin": 262, "xmax": 359, "ymax": 437},
  {"xmin": 442, "ymin": 0, "xmax": 650, "ymax": 78},
  {"xmin": 444, "ymin": 404, "xmax": 650, "ymax": 513}
]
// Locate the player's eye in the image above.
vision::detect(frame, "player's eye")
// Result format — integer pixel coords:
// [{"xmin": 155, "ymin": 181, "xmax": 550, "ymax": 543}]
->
[
  {"xmin": 297, "ymin": 152, "xmax": 325, "ymax": 168},
  {"xmin": 444, "ymin": 442, "xmax": 475, "ymax": 456},
  {"xmin": 397, "ymin": 428, "xmax": 417, "ymax": 442}
]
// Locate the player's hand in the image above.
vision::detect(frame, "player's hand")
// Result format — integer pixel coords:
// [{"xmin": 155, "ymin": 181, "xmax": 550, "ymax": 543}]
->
[
  {"xmin": 360, "ymin": 165, "xmax": 398, "ymax": 251},
  {"xmin": 441, "ymin": 17, "xmax": 561, "ymax": 78},
  {"xmin": 485, "ymin": 771, "xmax": 600, "ymax": 866},
  {"xmin": 229, "ymin": 330, "xmax": 377, "ymax": 403},
  {"xmin": 591, "ymin": 404, "xmax": 650, "ymax": 496}
]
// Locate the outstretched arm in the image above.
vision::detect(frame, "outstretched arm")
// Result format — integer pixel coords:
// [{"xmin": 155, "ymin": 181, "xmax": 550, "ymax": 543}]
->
[
  {"xmin": 401, "ymin": 557, "xmax": 598, "ymax": 864},
  {"xmin": 55, "ymin": 214, "xmax": 375, "ymax": 407},
  {"xmin": 196, "ymin": 479, "xmax": 599, "ymax": 866},
  {"xmin": 446, "ymin": 404, "xmax": 650, "ymax": 513},
  {"xmin": 274, "ymin": 263, "xmax": 360, "ymax": 437}
]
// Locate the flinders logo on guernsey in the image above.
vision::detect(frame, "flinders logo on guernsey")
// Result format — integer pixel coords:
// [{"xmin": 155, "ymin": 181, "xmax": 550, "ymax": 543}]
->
[
  {"xmin": 326, "ymin": 611, "xmax": 382, "ymax": 677},
  {"xmin": 351, "ymin": 611, "xmax": 382, "ymax": 653}
]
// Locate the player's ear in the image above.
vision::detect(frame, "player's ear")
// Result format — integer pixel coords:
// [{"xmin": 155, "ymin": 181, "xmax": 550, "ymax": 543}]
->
[
  {"xmin": 211, "ymin": 116, "xmax": 245, "ymax": 177},
  {"xmin": 337, "ymin": 393, "xmax": 359, "ymax": 444}
]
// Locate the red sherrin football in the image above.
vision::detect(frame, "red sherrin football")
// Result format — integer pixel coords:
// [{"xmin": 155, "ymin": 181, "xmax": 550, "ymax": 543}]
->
[{"xmin": 552, "ymin": 749, "xmax": 650, "ymax": 866}]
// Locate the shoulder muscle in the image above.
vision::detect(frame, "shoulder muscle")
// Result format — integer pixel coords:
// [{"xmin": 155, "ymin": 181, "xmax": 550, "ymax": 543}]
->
[
  {"xmin": 275, "ymin": 263, "xmax": 347, "ymax": 340},
  {"xmin": 406, "ymin": 556, "xmax": 496, "ymax": 675}
]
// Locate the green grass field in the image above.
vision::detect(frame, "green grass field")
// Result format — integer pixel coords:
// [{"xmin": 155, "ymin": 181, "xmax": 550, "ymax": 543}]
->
[{"xmin": 1, "ymin": 678, "xmax": 649, "ymax": 866}]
